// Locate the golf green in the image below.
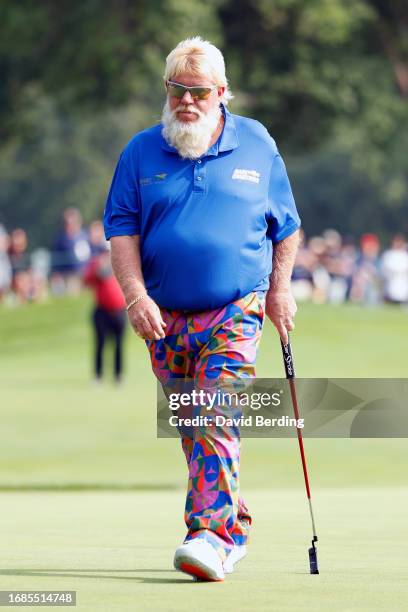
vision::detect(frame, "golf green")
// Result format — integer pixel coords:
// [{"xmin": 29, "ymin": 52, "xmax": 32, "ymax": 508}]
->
[
  {"xmin": 0, "ymin": 489, "xmax": 407, "ymax": 611},
  {"xmin": 0, "ymin": 297, "xmax": 407, "ymax": 610}
]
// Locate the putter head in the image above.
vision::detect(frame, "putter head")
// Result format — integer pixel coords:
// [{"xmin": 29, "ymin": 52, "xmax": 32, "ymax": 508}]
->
[{"xmin": 308, "ymin": 541, "xmax": 319, "ymax": 574}]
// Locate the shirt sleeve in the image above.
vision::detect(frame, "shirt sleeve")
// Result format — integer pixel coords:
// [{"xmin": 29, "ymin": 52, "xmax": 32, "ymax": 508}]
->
[
  {"xmin": 266, "ymin": 153, "xmax": 301, "ymax": 243},
  {"xmin": 104, "ymin": 153, "xmax": 141, "ymax": 239}
]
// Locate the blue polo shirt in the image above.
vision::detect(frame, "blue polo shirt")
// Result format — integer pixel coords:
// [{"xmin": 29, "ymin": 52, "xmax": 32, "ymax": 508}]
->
[{"xmin": 104, "ymin": 105, "xmax": 300, "ymax": 311}]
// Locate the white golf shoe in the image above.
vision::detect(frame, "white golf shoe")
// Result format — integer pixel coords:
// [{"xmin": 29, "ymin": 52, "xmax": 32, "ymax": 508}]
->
[
  {"xmin": 223, "ymin": 544, "xmax": 247, "ymax": 574},
  {"xmin": 173, "ymin": 539, "xmax": 225, "ymax": 582}
]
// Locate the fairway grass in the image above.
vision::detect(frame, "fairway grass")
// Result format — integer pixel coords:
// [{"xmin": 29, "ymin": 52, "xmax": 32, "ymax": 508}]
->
[
  {"xmin": 0, "ymin": 488, "xmax": 407, "ymax": 611},
  {"xmin": 0, "ymin": 297, "xmax": 407, "ymax": 490},
  {"xmin": 1, "ymin": 297, "xmax": 408, "ymax": 379}
]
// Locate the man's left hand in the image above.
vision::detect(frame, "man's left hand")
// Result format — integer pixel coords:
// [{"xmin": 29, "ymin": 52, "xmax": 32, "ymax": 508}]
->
[{"xmin": 265, "ymin": 289, "xmax": 297, "ymax": 345}]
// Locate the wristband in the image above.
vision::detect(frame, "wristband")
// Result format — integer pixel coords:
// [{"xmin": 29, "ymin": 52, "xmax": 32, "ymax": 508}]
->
[{"xmin": 126, "ymin": 293, "xmax": 147, "ymax": 312}]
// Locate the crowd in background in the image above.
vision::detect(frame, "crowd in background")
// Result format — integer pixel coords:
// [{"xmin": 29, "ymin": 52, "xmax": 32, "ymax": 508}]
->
[
  {"xmin": 292, "ymin": 229, "xmax": 408, "ymax": 306},
  {"xmin": 0, "ymin": 208, "xmax": 107, "ymax": 304},
  {"xmin": 1, "ymin": 208, "xmax": 408, "ymax": 307}
]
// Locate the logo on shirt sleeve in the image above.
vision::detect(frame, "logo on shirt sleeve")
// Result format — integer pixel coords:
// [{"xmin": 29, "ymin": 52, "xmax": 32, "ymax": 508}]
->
[{"xmin": 232, "ymin": 169, "xmax": 260, "ymax": 184}]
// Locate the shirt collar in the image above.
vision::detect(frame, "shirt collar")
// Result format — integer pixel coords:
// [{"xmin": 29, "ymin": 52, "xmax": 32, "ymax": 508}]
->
[
  {"xmin": 218, "ymin": 104, "xmax": 239, "ymax": 153},
  {"xmin": 160, "ymin": 103, "xmax": 239, "ymax": 157}
]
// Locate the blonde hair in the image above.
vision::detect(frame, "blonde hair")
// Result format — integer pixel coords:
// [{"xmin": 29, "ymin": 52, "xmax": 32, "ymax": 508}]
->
[{"xmin": 164, "ymin": 37, "xmax": 233, "ymax": 105}]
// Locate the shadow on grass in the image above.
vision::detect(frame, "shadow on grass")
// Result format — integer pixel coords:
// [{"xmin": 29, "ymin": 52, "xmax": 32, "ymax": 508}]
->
[
  {"xmin": 0, "ymin": 484, "xmax": 181, "ymax": 492},
  {"xmin": 0, "ymin": 568, "xmax": 194, "ymax": 584}
]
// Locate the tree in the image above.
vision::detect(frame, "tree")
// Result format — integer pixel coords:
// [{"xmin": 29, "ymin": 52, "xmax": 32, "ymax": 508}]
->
[
  {"xmin": 0, "ymin": 0, "xmax": 223, "ymax": 140},
  {"xmin": 0, "ymin": 0, "xmax": 223, "ymax": 244},
  {"xmin": 219, "ymin": 0, "xmax": 408, "ymax": 237},
  {"xmin": 0, "ymin": 0, "xmax": 407, "ymax": 244}
]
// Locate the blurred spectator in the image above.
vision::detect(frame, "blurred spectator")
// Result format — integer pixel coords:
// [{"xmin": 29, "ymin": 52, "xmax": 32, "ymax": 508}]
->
[
  {"xmin": 307, "ymin": 236, "xmax": 331, "ymax": 303},
  {"xmin": 29, "ymin": 249, "xmax": 49, "ymax": 303},
  {"xmin": 8, "ymin": 228, "xmax": 31, "ymax": 303},
  {"xmin": 51, "ymin": 208, "xmax": 91, "ymax": 295},
  {"xmin": 321, "ymin": 229, "xmax": 356, "ymax": 303},
  {"xmin": 31, "ymin": 248, "xmax": 51, "ymax": 281},
  {"xmin": 291, "ymin": 229, "xmax": 316, "ymax": 301},
  {"xmin": 0, "ymin": 225, "xmax": 12, "ymax": 301},
  {"xmin": 350, "ymin": 234, "xmax": 382, "ymax": 305},
  {"xmin": 6, "ymin": 228, "xmax": 46, "ymax": 304},
  {"xmin": 380, "ymin": 234, "xmax": 408, "ymax": 304},
  {"xmin": 83, "ymin": 246, "xmax": 127, "ymax": 384},
  {"xmin": 341, "ymin": 238, "xmax": 359, "ymax": 300},
  {"xmin": 9, "ymin": 228, "xmax": 29, "ymax": 275},
  {"xmin": 88, "ymin": 220, "xmax": 108, "ymax": 255}
]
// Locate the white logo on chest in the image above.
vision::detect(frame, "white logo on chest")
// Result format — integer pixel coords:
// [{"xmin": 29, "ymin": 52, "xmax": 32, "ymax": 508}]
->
[{"xmin": 232, "ymin": 168, "xmax": 260, "ymax": 184}]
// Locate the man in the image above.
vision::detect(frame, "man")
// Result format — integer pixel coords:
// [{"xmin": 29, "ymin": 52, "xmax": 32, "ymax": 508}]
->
[
  {"xmin": 104, "ymin": 37, "xmax": 300, "ymax": 582},
  {"xmin": 52, "ymin": 208, "xmax": 91, "ymax": 295},
  {"xmin": 83, "ymin": 245, "xmax": 127, "ymax": 384},
  {"xmin": 380, "ymin": 234, "xmax": 408, "ymax": 304},
  {"xmin": 0, "ymin": 225, "xmax": 11, "ymax": 301}
]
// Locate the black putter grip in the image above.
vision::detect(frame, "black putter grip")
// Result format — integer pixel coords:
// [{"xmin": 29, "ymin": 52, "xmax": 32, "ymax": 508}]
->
[{"xmin": 280, "ymin": 339, "xmax": 295, "ymax": 379}]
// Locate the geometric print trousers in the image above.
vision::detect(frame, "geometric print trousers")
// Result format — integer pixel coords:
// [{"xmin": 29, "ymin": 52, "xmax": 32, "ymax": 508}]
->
[{"xmin": 146, "ymin": 291, "xmax": 265, "ymax": 561}]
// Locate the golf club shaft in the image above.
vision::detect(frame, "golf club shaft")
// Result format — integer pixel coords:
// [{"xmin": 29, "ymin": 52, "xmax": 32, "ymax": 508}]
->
[{"xmin": 281, "ymin": 339, "xmax": 318, "ymax": 541}]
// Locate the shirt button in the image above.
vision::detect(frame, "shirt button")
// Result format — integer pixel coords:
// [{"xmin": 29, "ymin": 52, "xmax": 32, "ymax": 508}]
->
[
  {"xmin": 197, "ymin": 176, "xmax": 202, "ymax": 181},
  {"xmin": 197, "ymin": 160, "xmax": 202, "ymax": 164}
]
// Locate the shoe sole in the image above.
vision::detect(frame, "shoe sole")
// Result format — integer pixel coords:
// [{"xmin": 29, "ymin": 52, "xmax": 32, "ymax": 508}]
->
[{"xmin": 174, "ymin": 554, "xmax": 224, "ymax": 582}]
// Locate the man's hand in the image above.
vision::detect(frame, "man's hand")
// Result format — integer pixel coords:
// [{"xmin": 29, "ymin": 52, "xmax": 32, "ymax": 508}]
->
[
  {"xmin": 267, "ymin": 230, "xmax": 300, "ymax": 344},
  {"xmin": 109, "ymin": 235, "xmax": 166, "ymax": 340},
  {"xmin": 265, "ymin": 289, "xmax": 297, "ymax": 345},
  {"xmin": 127, "ymin": 295, "xmax": 166, "ymax": 340}
]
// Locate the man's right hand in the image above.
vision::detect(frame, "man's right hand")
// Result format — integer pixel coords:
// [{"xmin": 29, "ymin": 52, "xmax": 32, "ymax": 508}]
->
[
  {"xmin": 127, "ymin": 295, "xmax": 167, "ymax": 340},
  {"xmin": 109, "ymin": 235, "xmax": 166, "ymax": 340}
]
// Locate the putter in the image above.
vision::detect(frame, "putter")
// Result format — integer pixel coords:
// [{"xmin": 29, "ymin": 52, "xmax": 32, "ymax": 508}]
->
[{"xmin": 280, "ymin": 337, "xmax": 319, "ymax": 575}]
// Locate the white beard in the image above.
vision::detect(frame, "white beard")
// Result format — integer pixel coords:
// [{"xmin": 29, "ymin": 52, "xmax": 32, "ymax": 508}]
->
[{"xmin": 161, "ymin": 100, "xmax": 222, "ymax": 159}]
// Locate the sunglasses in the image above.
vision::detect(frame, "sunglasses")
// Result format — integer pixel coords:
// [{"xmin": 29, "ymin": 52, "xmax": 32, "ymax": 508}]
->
[{"xmin": 166, "ymin": 80, "xmax": 218, "ymax": 101}]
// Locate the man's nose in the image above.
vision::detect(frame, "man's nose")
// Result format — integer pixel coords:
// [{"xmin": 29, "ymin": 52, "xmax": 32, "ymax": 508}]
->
[{"xmin": 180, "ymin": 89, "xmax": 195, "ymax": 105}]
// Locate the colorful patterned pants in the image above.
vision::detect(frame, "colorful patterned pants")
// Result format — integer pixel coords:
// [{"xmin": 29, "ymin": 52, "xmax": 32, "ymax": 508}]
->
[{"xmin": 146, "ymin": 291, "xmax": 265, "ymax": 560}]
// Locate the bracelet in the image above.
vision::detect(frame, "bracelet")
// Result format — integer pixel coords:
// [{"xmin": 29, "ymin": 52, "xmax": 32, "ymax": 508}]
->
[{"xmin": 126, "ymin": 293, "xmax": 147, "ymax": 312}]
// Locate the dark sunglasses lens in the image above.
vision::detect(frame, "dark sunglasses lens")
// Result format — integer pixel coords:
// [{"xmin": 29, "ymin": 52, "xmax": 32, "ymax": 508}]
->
[
  {"xmin": 167, "ymin": 82, "xmax": 213, "ymax": 100},
  {"xmin": 168, "ymin": 84, "xmax": 186, "ymax": 98},
  {"xmin": 193, "ymin": 88, "xmax": 212, "ymax": 100}
]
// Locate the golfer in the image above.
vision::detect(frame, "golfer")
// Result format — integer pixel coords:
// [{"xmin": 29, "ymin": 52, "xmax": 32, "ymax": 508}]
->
[{"xmin": 104, "ymin": 37, "xmax": 300, "ymax": 582}]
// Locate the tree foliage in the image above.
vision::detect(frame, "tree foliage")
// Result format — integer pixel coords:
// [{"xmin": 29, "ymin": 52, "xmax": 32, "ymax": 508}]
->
[
  {"xmin": 0, "ymin": 0, "xmax": 223, "ymax": 139},
  {"xmin": 0, "ymin": 0, "xmax": 407, "ymax": 245}
]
